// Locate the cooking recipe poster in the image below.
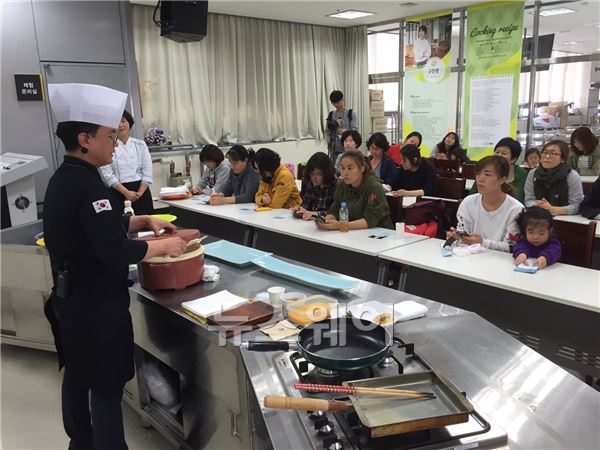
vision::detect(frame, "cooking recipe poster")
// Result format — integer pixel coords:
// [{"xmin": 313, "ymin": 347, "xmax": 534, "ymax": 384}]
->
[
  {"xmin": 463, "ymin": 1, "xmax": 524, "ymax": 158},
  {"xmin": 403, "ymin": 10, "xmax": 453, "ymax": 156}
]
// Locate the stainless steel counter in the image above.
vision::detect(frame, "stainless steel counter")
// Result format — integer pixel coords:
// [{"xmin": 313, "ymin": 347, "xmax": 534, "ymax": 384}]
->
[
  {"xmin": 128, "ymin": 244, "xmax": 599, "ymax": 450},
  {"xmin": 128, "ymin": 249, "xmax": 463, "ymax": 449},
  {"xmin": 242, "ymin": 311, "xmax": 600, "ymax": 449}
]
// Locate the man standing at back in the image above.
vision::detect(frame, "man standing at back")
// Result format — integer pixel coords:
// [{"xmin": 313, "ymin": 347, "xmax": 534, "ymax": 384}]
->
[{"xmin": 325, "ymin": 90, "xmax": 358, "ymax": 165}]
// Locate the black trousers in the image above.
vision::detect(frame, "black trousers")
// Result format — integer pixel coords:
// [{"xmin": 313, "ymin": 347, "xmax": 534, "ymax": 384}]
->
[{"xmin": 62, "ymin": 370, "xmax": 128, "ymax": 450}]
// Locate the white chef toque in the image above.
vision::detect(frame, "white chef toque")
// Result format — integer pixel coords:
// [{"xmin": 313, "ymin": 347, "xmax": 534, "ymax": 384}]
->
[{"xmin": 48, "ymin": 83, "xmax": 128, "ymax": 128}]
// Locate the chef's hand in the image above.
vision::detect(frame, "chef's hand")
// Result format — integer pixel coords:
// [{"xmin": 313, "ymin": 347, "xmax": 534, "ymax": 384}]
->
[
  {"xmin": 146, "ymin": 216, "xmax": 177, "ymax": 236},
  {"xmin": 160, "ymin": 237, "xmax": 187, "ymax": 257},
  {"xmin": 315, "ymin": 218, "xmax": 340, "ymax": 230},
  {"xmin": 191, "ymin": 186, "xmax": 201, "ymax": 195},
  {"xmin": 211, "ymin": 192, "xmax": 224, "ymax": 198},
  {"xmin": 536, "ymin": 198, "xmax": 551, "ymax": 210},
  {"xmin": 262, "ymin": 193, "xmax": 272, "ymax": 205},
  {"xmin": 391, "ymin": 189, "xmax": 408, "ymax": 197}
]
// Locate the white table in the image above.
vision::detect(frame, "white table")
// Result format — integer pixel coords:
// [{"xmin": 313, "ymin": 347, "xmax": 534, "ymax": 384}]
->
[
  {"xmin": 581, "ymin": 175, "xmax": 597, "ymax": 184},
  {"xmin": 554, "ymin": 214, "xmax": 600, "ymax": 238},
  {"xmin": 379, "ymin": 238, "xmax": 599, "ymax": 313},
  {"xmin": 379, "ymin": 238, "xmax": 600, "ymax": 379},
  {"xmin": 162, "ymin": 199, "xmax": 429, "ymax": 283},
  {"xmin": 238, "ymin": 207, "xmax": 428, "ymax": 257},
  {"xmin": 236, "ymin": 207, "xmax": 429, "ymax": 283}
]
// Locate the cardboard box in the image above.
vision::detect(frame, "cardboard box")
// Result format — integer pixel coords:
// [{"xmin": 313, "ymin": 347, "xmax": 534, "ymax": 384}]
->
[
  {"xmin": 371, "ymin": 117, "xmax": 387, "ymax": 133},
  {"xmin": 370, "ymin": 100, "xmax": 385, "ymax": 118},
  {"xmin": 369, "ymin": 89, "xmax": 384, "ymax": 101}
]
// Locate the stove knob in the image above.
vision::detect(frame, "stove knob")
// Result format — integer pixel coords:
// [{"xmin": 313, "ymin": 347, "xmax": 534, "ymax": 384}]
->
[
  {"xmin": 309, "ymin": 410, "xmax": 325, "ymax": 420},
  {"xmin": 313, "ymin": 415, "xmax": 329, "ymax": 430},
  {"xmin": 323, "ymin": 436, "xmax": 343, "ymax": 450},
  {"xmin": 318, "ymin": 421, "xmax": 334, "ymax": 435}
]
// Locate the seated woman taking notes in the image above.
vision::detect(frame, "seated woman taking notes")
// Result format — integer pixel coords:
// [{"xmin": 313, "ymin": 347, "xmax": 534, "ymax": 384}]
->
[
  {"xmin": 315, "ymin": 150, "xmax": 393, "ymax": 231},
  {"xmin": 448, "ymin": 155, "xmax": 523, "ymax": 252},
  {"xmin": 192, "ymin": 144, "xmax": 231, "ymax": 195},
  {"xmin": 291, "ymin": 152, "xmax": 336, "ymax": 220},
  {"xmin": 209, "ymin": 145, "xmax": 260, "ymax": 205},
  {"xmin": 254, "ymin": 148, "xmax": 302, "ymax": 209}
]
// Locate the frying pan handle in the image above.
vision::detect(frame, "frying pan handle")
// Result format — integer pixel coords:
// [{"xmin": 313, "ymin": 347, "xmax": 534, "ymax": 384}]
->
[
  {"xmin": 264, "ymin": 395, "xmax": 350, "ymax": 412},
  {"xmin": 244, "ymin": 341, "xmax": 291, "ymax": 352}
]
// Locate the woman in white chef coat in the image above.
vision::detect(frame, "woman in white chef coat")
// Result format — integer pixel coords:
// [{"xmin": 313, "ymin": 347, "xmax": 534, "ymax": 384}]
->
[
  {"xmin": 415, "ymin": 25, "xmax": 432, "ymax": 67},
  {"xmin": 100, "ymin": 110, "xmax": 154, "ymax": 214}
]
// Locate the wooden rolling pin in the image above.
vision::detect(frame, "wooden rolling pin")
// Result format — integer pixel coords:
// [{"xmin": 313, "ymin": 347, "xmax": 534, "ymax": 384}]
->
[{"xmin": 264, "ymin": 395, "xmax": 351, "ymax": 412}]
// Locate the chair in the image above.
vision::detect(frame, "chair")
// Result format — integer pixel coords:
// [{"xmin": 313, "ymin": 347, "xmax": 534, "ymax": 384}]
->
[
  {"xmin": 583, "ymin": 181, "xmax": 594, "ymax": 194},
  {"xmin": 460, "ymin": 164, "xmax": 476, "ymax": 179},
  {"xmin": 386, "ymin": 195, "xmax": 404, "ymax": 223},
  {"xmin": 552, "ymin": 220, "xmax": 596, "ymax": 268},
  {"xmin": 435, "ymin": 177, "xmax": 466, "ymax": 200},
  {"xmin": 437, "ymin": 171, "xmax": 458, "ymax": 179},
  {"xmin": 430, "ymin": 158, "xmax": 459, "ymax": 175}
]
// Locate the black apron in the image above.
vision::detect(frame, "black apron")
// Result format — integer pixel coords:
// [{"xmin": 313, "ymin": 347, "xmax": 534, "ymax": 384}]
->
[
  {"xmin": 111, "ymin": 180, "xmax": 154, "ymax": 215},
  {"xmin": 44, "ymin": 286, "xmax": 134, "ymax": 391}
]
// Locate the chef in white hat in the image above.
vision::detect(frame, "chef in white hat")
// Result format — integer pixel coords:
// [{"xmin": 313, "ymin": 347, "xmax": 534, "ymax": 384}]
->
[{"xmin": 43, "ymin": 83, "xmax": 186, "ymax": 450}]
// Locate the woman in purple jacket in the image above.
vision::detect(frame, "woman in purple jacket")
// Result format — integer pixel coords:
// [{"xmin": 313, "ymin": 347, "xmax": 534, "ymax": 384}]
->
[{"xmin": 513, "ymin": 206, "xmax": 561, "ymax": 269}]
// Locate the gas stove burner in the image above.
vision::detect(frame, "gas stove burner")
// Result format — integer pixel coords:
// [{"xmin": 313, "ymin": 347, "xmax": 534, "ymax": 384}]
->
[
  {"xmin": 377, "ymin": 355, "xmax": 396, "ymax": 368},
  {"xmin": 315, "ymin": 367, "xmax": 341, "ymax": 377}
]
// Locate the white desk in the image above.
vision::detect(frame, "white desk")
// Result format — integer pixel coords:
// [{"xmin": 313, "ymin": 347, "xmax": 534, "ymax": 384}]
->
[
  {"xmin": 379, "ymin": 238, "xmax": 600, "ymax": 313},
  {"xmin": 237, "ymin": 207, "xmax": 428, "ymax": 257},
  {"xmin": 162, "ymin": 199, "xmax": 429, "ymax": 282},
  {"xmin": 555, "ymin": 214, "xmax": 600, "ymax": 238},
  {"xmin": 581, "ymin": 175, "xmax": 597, "ymax": 184}
]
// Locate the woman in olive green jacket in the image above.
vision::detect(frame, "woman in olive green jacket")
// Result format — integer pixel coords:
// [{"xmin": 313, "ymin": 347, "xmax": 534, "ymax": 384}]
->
[
  {"xmin": 315, "ymin": 150, "xmax": 393, "ymax": 231},
  {"xmin": 568, "ymin": 126, "xmax": 600, "ymax": 177}
]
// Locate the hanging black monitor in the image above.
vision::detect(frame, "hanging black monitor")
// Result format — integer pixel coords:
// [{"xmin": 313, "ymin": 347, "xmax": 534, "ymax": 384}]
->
[
  {"xmin": 522, "ymin": 34, "xmax": 555, "ymax": 72},
  {"xmin": 160, "ymin": 1, "xmax": 208, "ymax": 43}
]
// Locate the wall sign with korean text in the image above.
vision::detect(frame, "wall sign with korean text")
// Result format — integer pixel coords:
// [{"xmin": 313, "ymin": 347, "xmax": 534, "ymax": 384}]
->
[{"xmin": 14, "ymin": 74, "xmax": 44, "ymax": 101}]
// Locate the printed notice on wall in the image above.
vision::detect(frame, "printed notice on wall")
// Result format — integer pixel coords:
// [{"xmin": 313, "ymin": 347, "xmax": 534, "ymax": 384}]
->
[{"xmin": 468, "ymin": 75, "xmax": 513, "ymax": 148}]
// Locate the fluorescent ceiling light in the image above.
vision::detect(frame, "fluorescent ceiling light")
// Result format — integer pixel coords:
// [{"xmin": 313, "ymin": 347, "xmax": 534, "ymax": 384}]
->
[
  {"xmin": 539, "ymin": 8, "xmax": 575, "ymax": 16},
  {"xmin": 561, "ymin": 41, "xmax": 582, "ymax": 45},
  {"xmin": 327, "ymin": 10, "xmax": 375, "ymax": 20}
]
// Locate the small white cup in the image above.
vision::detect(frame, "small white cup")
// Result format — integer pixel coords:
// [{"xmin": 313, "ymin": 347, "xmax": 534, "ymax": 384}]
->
[
  {"xmin": 396, "ymin": 222, "xmax": 405, "ymax": 239},
  {"xmin": 267, "ymin": 286, "xmax": 285, "ymax": 307}
]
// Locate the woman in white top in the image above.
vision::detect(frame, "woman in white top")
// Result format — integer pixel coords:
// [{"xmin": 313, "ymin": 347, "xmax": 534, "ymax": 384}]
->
[
  {"xmin": 99, "ymin": 110, "xmax": 154, "ymax": 214},
  {"xmin": 414, "ymin": 25, "xmax": 432, "ymax": 67},
  {"xmin": 448, "ymin": 155, "xmax": 523, "ymax": 252}
]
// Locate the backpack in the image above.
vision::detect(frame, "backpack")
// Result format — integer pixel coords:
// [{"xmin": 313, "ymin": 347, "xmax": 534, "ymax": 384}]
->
[{"xmin": 326, "ymin": 108, "xmax": 354, "ymax": 128}]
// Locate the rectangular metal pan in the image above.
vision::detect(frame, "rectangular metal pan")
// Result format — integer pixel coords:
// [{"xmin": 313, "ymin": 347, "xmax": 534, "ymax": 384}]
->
[{"xmin": 343, "ymin": 371, "xmax": 474, "ymax": 437}]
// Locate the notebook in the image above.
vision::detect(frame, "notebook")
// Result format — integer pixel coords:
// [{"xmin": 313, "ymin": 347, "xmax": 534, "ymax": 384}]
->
[{"xmin": 181, "ymin": 290, "xmax": 249, "ymax": 323}]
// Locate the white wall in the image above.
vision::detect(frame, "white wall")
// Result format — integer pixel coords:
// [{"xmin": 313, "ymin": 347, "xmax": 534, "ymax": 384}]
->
[{"xmin": 149, "ymin": 138, "xmax": 327, "ymax": 201}]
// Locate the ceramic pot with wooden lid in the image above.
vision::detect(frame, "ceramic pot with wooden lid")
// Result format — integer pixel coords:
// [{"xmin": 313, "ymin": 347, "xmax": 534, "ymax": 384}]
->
[{"xmin": 137, "ymin": 229, "xmax": 204, "ymax": 290}]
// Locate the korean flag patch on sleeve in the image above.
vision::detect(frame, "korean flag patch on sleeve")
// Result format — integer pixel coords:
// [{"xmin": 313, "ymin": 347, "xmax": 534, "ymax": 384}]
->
[{"xmin": 92, "ymin": 199, "xmax": 112, "ymax": 213}]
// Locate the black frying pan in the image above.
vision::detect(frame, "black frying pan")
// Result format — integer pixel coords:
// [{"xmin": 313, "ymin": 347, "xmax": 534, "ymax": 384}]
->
[{"xmin": 245, "ymin": 318, "xmax": 392, "ymax": 371}]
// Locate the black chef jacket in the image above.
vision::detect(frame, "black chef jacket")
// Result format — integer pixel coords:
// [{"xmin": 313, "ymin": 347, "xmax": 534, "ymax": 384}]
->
[{"xmin": 43, "ymin": 155, "xmax": 148, "ymax": 390}]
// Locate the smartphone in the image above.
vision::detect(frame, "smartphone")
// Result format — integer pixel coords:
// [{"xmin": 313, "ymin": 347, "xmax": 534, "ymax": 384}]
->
[
  {"xmin": 313, "ymin": 215, "xmax": 326, "ymax": 223},
  {"xmin": 456, "ymin": 230, "xmax": 470, "ymax": 237},
  {"xmin": 443, "ymin": 236, "xmax": 457, "ymax": 248},
  {"xmin": 292, "ymin": 210, "xmax": 303, "ymax": 219}
]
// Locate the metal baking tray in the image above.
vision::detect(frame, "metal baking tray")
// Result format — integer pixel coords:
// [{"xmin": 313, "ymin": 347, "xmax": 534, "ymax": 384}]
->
[{"xmin": 343, "ymin": 371, "xmax": 474, "ymax": 437}]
